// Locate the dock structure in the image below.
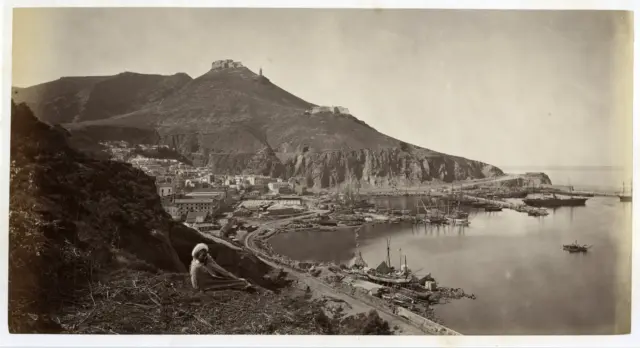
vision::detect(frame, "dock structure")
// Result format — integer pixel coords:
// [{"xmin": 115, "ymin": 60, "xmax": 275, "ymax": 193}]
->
[
  {"xmin": 461, "ymin": 195, "xmax": 544, "ymax": 215},
  {"xmin": 555, "ymin": 190, "xmax": 618, "ymax": 197}
]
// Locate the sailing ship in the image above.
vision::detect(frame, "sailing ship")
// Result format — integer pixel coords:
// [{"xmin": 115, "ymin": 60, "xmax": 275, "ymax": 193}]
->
[
  {"xmin": 365, "ymin": 239, "xmax": 417, "ymax": 285},
  {"xmin": 447, "ymin": 198, "xmax": 470, "ymax": 219},
  {"xmin": 417, "ymin": 198, "xmax": 449, "ymax": 225},
  {"xmin": 619, "ymin": 182, "xmax": 632, "ymax": 202},
  {"xmin": 441, "ymin": 187, "xmax": 471, "ymax": 225}
]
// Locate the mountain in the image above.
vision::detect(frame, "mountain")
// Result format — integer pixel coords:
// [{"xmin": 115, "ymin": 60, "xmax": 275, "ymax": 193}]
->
[{"xmin": 16, "ymin": 60, "xmax": 504, "ymax": 186}]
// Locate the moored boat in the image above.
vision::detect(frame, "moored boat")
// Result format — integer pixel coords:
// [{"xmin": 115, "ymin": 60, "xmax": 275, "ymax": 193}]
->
[
  {"xmin": 469, "ymin": 201, "xmax": 488, "ymax": 208},
  {"xmin": 426, "ymin": 216, "xmax": 449, "ymax": 225},
  {"xmin": 620, "ymin": 195, "xmax": 632, "ymax": 202},
  {"xmin": 484, "ymin": 204, "xmax": 503, "ymax": 212},
  {"xmin": 528, "ymin": 208, "xmax": 549, "ymax": 217},
  {"xmin": 447, "ymin": 217, "xmax": 470, "ymax": 226},
  {"xmin": 523, "ymin": 194, "xmax": 588, "ymax": 208},
  {"xmin": 366, "ymin": 273, "xmax": 414, "ymax": 285},
  {"xmin": 619, "ymin": 182, "xmax": 632, "ymax": 202},
  {"xmin": 563, "ymin": 241, "xmax": 590, "ymax": 253}
]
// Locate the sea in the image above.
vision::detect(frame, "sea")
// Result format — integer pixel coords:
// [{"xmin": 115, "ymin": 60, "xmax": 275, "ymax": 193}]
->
[{"xmin": 268, "ymin": 167, "xmax": 633, "ymax": 334}]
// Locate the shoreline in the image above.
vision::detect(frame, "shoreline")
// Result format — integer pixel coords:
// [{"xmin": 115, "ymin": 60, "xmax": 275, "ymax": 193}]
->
[
  {"xmin": 241, "ymin": 212, "xmax": 457, "ymax": 335},
  {"xmin": 251, "ymin": 218, "xmax": 471, "ymax": 331}
]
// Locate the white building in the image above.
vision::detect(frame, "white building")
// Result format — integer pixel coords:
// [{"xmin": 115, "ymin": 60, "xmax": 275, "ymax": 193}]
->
[
  {"xmin": 308, "ymin": 105, "xmax": 351, "ymax": 115},
  {"xmin": 157, "ymin": 183, "xmax": 174, "ymax": 197},
  {"xmin": 335, "ymin": 106, "xmax": 350, "ymax": 115},
  {"xmin": 211, "ymin": 59, "xmax": 244, "ymax": 70},
  {"xmin": 268, "ymin": 182, "xmax": 293, "ymax": 194}
]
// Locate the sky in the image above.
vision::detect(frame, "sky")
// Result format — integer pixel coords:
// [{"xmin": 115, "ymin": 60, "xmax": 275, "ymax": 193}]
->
[{"xmin": 11, "ymin": 8, "xmax": 633, "ymax": 169}]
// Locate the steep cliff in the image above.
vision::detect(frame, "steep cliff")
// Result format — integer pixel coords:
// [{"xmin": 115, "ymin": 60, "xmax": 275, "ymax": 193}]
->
[
  {"xmin": 17, "ymin": 60, "xmax": 504, "ymax": 185},
  {"xmin": 283, "ymin": 148, "xmax": 503, "ymax": 189}
]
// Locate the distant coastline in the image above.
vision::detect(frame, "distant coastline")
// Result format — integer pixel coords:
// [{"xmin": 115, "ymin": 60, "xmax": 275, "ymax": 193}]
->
[
  {"xmin": 499, "ymin": 165, "xmax": 627, "ymax": 171},
  {"xmin": 501, "ymin": 166, "xmax": 629, "ymax": 193}
]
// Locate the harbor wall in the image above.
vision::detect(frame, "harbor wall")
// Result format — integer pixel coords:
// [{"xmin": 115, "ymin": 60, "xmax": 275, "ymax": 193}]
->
[
  {"xmin": 396, "ymin": 307, "xmax": 460, "ymax": 335},
  {"xmin": 331, "ymin": 279, "xmax": 460, "ymax": 334}
]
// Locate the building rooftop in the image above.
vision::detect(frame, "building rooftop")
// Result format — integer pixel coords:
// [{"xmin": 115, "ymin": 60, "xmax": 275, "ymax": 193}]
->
[
  {"xmin": 186, "ymin": 211, "xmax": 209, "ymax": 223},
  {"xmin": 186, "ymin": 211, "xmax": 208, "ymax": 218},
  {"xmin": 278, "ymin": 196, "xmax": 302, "ymax": 200},
  {"xmin": 189, "ymin": 187, "xmax": 227, "ymax": 193},
  {"xmin": 174, "ymin": 198, "xmax": 215, "ymax": 204}
]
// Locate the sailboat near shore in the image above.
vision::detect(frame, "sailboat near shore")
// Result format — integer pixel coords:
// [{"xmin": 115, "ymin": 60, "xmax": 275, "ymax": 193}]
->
[
  {"xmin": 364, "ymin": 239, "xmax": 417, "ymax": 285},
  {"xmin": 619, "ymin": 182, "xmax": 632, "ymax": 202}
]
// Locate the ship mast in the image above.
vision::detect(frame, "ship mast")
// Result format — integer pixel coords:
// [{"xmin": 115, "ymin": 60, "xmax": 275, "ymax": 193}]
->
[
  {"xmin": 404, "ymin": 255, "xmax": 408, "ymax": 277},
  {"xmin": 386, "ymin": 238, "xmax": 391, "ymax": 267}
]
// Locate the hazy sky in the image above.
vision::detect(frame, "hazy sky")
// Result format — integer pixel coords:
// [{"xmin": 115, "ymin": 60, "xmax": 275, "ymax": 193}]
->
[{"xmin": 12, "ymin": 8, "xmax": 633, "ymax": 168}]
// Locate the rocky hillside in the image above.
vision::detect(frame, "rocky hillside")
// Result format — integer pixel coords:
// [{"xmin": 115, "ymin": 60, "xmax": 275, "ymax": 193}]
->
[
  {"xmin": 12, "ymin": 72, "xmax": 192, "ymax": 125},
  {"xmin": 17, "ymin": 60, "xmax": 504, "ymax": 186},
  {"xmin": 7, "ymin": 101, "xmax": 315, "ymax": 333}
]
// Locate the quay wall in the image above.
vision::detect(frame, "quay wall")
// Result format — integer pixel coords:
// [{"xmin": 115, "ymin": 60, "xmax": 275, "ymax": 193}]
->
[{"xmin": 396, "ymin": 307, "xmax": 459, "ymax": 335}]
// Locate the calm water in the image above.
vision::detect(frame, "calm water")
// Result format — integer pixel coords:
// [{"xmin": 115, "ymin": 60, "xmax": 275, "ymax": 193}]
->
[{"xmin": 269, "ymin": 195, "xmax": 632, "ymax": 334}]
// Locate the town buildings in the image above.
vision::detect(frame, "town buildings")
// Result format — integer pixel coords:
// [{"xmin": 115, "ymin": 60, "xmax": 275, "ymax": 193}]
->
[
  {"xmin": 268, "ymin": 182, "xmax": 293, "ymax": 194},
  {"xmin": 185, "ymin": 187, "xmax": 229, "ymax": 199},
  {"xmin": 174, "ymin": 198, "xmax": 219, "ymax": 218},
  {"xmin": 185, "ymin": 211, "xmax": 208, "ymax": 224}
]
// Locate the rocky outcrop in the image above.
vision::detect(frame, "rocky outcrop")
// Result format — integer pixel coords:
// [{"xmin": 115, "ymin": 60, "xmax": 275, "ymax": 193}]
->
[
  {"xmin": 283, "ymin": 148, "xmax": 503, "ymax": 188},
  {"xmin": 194, "ymin": 147, "xmax": 502, "ymax": 188},
  {"xmin": 12, "ymin": 72, "xmax": 192, "ymax": 125},
  {"xmin": 522, "ymin": 172, "xmax": 553, "ymax": 186}
]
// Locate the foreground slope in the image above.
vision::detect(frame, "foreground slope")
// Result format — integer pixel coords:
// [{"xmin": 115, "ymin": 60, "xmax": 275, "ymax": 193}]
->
[
  {"xmin": 23, "ymin": 60, "xmax": 504, "ymax": 186},
  {"xmin": 12, "ymin": 101, "xmax": 376, "ymax": 334}
]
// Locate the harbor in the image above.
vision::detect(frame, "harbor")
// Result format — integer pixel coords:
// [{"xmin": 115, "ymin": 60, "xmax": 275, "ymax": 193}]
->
[
  {"xmin": 267, "ymin": 192, "xmax": 631, "ymax": 334},
  {"xmin": 171, "ymin": 169, "xmax": 631, "ymax": 335}
]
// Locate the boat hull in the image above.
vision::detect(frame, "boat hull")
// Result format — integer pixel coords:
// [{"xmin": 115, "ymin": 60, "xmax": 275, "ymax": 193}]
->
[
  {"xmin": 367, "ymin": 274, "xmax": 413, "ymax": 285},
  {"xmin": 619, "ymin": 195, "xmax": 632, "ymax": 202},
  {"xmin": 563, "ymin": 247, "xmax": 588, "ymax": 253},
  {"xmin": 523, "ymin": 198, "xmax": 588, "ymax": 208},
  {"xmin": 563, "ymin": 244, "xmax": 589, "ymax": 253}
]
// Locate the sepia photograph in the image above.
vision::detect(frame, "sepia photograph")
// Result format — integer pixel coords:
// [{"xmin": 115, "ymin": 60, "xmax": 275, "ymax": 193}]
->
[{"xmin": 4, "ymin": 2, "xmax": 635, "ymax": 342}]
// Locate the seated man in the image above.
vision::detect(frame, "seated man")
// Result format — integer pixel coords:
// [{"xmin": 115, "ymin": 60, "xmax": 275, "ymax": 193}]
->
[{"xmin": 190, "ymin": 243, "xmax": 252, "ymax": 292}]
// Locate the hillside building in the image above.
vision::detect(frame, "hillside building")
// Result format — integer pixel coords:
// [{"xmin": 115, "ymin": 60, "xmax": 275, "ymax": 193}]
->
[
  {"xmin": 308, "ymin": 105, "xmax": 351, "ymax": 115},
  {"xmin": 211, "ymin": 59, "xmax": 244, "ymax": 70},
  {"xmin": 185, "ymin": 187, "xmax": 229, "ymax": 199},
  {"xmin": 268, "ymin": 182, "xmax": 293, "ymax": 194},
  {"xmin": 157, "ymin": 183, "xmax": 174, "ymax": 197},
  {"xmin": 174, "ymin": 198, "xmax": 219, "ymax": 218}
]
